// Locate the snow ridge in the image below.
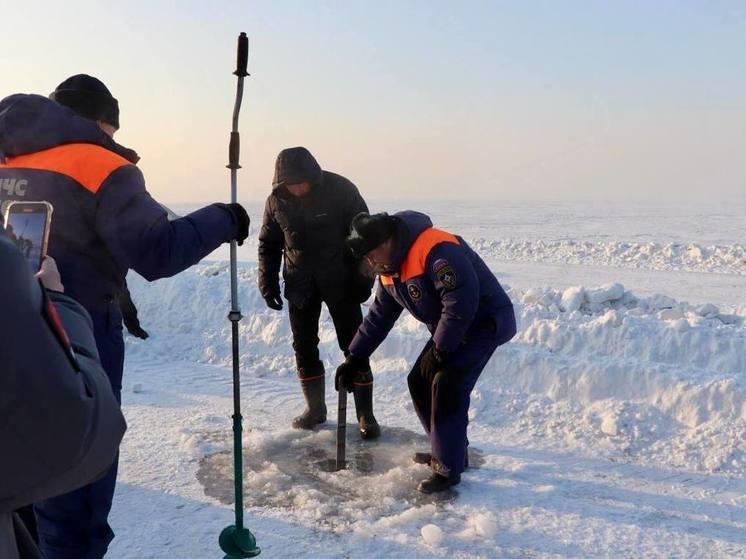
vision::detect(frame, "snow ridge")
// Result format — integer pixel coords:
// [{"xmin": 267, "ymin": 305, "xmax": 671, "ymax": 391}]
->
[
  {"xmin": 469, "ymin": 238, "xmax": 746, "ymax": 275},
  {"xmin": 126, "ymin": 263, "xmax": 745, "ymax": 474}
]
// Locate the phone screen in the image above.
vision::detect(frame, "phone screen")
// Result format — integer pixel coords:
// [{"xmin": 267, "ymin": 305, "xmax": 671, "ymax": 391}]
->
[{"xmin": 3, "ymin": 202, "xmax": 52, "ymax": 274}]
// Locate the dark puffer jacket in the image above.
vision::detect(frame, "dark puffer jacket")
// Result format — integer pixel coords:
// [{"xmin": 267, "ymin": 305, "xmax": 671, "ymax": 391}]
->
[{"xmin": 258, "ymin": 147, "xmax": 373, "ymax": 307}]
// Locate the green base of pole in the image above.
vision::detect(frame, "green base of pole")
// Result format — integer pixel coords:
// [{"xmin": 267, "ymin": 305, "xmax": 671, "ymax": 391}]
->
[{"xmin": 219, "ymin": 525, "xmax": 261, "ymax": 558}]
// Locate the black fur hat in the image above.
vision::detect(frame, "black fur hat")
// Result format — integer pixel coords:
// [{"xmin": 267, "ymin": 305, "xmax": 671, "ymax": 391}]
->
[{"xmin": 347, "ymin": 212, "xmax": 398, "ymax": 258}]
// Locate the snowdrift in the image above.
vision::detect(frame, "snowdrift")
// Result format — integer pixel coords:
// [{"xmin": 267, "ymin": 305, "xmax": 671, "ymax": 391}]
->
[
  {"xmin": 470, "ymin": 238, "xmax": 746, "ymax": 275},
  {"xmin": 126, "ymin": 263, "xmax": 745, "ymax": 474}
]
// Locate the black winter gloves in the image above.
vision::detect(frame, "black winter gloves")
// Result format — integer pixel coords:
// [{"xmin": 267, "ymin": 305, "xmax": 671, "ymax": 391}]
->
[
  {"xmin": 418, "ymin": 345, "xmax": 449, "ymax": 383},
  {"xmin": 353, "ymin": 282, "xmax": 373, "ymax": 304},
  {"xmin": 225, "ymin": 203, "xmax": 250, "ymax": 246},
  {"xmin": 264, "ymin": 293, "xmax": 283, "ymax": 311},
  {"xmin": 118, "ymin": 282, "xmax": 148, "ymax": 339},
  {"xmin": 123, "ymin": 316, "xmax": 149, "ymax": 340},
  {"xmin": 335, "ymin": 354, "xmax": 370, "ymax": 392}
]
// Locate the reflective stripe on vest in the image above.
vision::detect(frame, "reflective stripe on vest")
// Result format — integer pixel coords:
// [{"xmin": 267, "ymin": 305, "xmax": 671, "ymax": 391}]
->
[
  {"xmin": 0, "ymin": 143, "xmax": 131, "ymax": 194},
  {"xmin": 380, "ymin": 227, "xmax": 460, "ymax": 285}
]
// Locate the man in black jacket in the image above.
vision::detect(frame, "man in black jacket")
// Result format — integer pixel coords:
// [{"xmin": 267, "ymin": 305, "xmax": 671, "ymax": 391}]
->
[{"xmin": 258, "ymin": 147, "xmax": 380, "ymax": 438}]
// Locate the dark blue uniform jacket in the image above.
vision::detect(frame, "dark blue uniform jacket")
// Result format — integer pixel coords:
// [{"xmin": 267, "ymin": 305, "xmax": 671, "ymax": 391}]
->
[
  {"xmin": 348, "ymin": 211, "xmax": 515, "ymax": 358},
  {"xmin": 0, "ymin": 94, "xmax": 238, "ymax": 317},
  {"xmin": 0, "ymin": 94, "xmax": 240, "ymax": 396}
]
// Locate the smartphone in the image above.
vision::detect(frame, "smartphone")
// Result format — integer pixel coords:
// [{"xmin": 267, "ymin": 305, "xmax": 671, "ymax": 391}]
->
[{"xmin": 3, "ymin": 201, "xmax": 53, "ymax": 274}]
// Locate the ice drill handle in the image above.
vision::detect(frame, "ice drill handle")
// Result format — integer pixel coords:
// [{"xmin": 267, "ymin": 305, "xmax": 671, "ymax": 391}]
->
[
  {"xmin": 235, "ymin": 32, "xmax": 249, "ymax": 77},
  {"xmin": 228, "ymin": 132, "xmax": 241, "ymax": 171}
]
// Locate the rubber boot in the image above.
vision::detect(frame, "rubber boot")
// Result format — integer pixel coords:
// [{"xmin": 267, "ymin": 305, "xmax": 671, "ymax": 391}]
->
[
  {"xmin": 352, "ymin": 370, "xmax": 381, "ymax": 440},
  {"xmin": 292, "ymin": 368, "xmax": 327, "ymax": 430}
]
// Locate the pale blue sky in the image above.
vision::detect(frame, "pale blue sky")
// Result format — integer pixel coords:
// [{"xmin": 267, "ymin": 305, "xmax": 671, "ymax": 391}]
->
[{"xmin": 2, "ymin": 1, "xmax": 745, "ymax": 203}]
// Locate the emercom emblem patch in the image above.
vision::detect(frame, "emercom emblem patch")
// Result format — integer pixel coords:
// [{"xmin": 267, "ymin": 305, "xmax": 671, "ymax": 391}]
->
[
  {"xmin": 434, "ymin": 259, "xmax": 457, "ymax": 290},
  {"xmin": 408, "ymin": 283, "xmax": 422, "ymax": 300}
]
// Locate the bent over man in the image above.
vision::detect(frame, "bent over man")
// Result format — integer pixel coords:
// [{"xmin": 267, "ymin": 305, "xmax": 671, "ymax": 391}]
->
[
  {"xmin": 0, "ymin": 75, "xmax": 249, "ymax": 558},
  {"xmin": 258, "ymin": 147, "xmax": 379, "ymax": 438},
  {"xmin": 336, "ymin": 211, "xmax": 516, "ymax": 493}
]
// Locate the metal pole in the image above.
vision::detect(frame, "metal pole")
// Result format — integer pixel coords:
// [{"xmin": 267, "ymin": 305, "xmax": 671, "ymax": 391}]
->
[
  {"xmin": 219, "ymin": 31, "xmax": 260, "ymax": 559},
  {"xmin": 336, "ymin": 389, "xmax": 347, "ymax": 471},
  {"xmin": 228, "ymin": 32, "xmax": 247, "ymax": 531}
]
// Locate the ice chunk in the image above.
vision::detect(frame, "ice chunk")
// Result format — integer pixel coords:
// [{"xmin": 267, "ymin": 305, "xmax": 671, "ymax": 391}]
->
[
  {"xmin": 521, "ymin": 287, "xmax": 556, "ymax": 307},
  {"xmin": 600, "ymin": 413, "xmax": 619, "ymax": 436},
  {"xmin": 718, "ymin": 314, "xmax": 740, "ymax": 325},
  {"xmin": 471, "ymin": 513, "xmax": 497, "ymax": 539},
  {"xmin": 687, "ymin": 244, "xmax": 706, "ymax": 260},
  {"xmin": 560, "ymin": 287, "xmax": 584, "ymax": 312},
  {"xmin": 658, "ymin": 308, "xmax": 685, "ymax": 321},
  {"xmin": 598, "ymin": 309, "xmax": 622, "ymax": 328},
  {"xmin": 586, "ymin": 283, "xmax": 625, "ymax": 304},
  {"xmin": 696, "ymin": 303, "xmax": 720, "ymax": 318},
  {"xmin": 620, "ymin": 290, "xmax": 639, "ymax": 307},
  {"xmin": 587, "ymin": 302, "xmax": 606, "ymax": 313},
  {"xmin": 421, "ymin": 524, "xmax": 444, "ymax": 546},
  {"xmin": 645, "ymin": 294, "xmax": 677, "ymax": 311}
]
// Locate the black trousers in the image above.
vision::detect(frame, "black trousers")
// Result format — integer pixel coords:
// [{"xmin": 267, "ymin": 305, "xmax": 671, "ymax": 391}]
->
[{"xmin": 288, "ymin": 289, "xmax": 363, "ymax": 377}]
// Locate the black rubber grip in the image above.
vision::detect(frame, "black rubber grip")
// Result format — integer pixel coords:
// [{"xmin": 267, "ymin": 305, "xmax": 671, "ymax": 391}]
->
[
  {"xmin": 235, "ymin": 32, "xmax": 249, "ymax": 77},
  {"xmin": 228, "ymin": 131, "xmax": 241, "ymax": 169}
]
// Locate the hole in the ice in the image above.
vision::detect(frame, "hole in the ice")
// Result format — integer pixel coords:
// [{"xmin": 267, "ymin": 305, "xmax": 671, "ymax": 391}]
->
[{"xmin": 195, "ymin": 425, "xmax": 483, "ymax": 515}]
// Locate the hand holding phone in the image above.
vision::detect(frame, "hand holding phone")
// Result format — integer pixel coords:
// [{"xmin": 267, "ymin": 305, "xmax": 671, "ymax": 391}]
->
[
  {"xmin": 36, "ymin": 256, "xmax": 65, "ymax": 292},
  {"xmin": 3, "ymin": 201, "xmax": 53, "ymax": 274}
]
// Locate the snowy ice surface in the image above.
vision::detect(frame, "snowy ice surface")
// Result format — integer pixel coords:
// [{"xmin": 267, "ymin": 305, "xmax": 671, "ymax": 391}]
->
[{"xmin": 109, "ymin": 201, "xmax": 746, "ymax": 558}]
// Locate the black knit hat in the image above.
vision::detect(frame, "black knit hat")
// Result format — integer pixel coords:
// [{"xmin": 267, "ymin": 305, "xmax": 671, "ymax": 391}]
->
[
  {"xmin": 50, "ymin": 74, "xmax": 120, "ymax": 129},
  {"xmin": 347, "ymin": 212, "xmax": 398, "ymax": 258}
]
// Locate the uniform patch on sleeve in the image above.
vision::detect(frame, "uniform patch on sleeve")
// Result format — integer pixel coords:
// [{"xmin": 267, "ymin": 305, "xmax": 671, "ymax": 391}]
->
[
  {"xmin": 407, "ymin": 283, "xmax": 422, "ymax": 300},
  {"xmin": 436, "ymin": 265, "xmax": 457, "ymax": 290},
  {"xmin": 432, "ymin": 258, "xmax": 450, "ymax": 273}
]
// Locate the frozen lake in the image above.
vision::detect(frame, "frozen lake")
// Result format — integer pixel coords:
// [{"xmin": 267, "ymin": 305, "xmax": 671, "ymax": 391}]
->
[
  {"xmin": 111, "ymin": 198, "xmax": 746, "ymax": 558},
  {"xmin": 169, "ymin": 198, "xmax": 746, "ymax": 307}
]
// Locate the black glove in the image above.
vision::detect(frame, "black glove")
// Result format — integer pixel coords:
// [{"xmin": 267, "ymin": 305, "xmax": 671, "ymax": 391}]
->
[
  {"xmin": 418, "ymin": 345, "xmax": 449, "ymax": 383},
  {"xmin": 119, "ymin": 285, "xmax": 148, "ymax": 339},
  {"xmin": 335, "ymin": 354, "xmax": 370, "ymax": 393},
  {"xmin": 352, "ymin": 281, "xmax": 373, "ymax": 304},
  {"xmin": 264, "ymin": 293, "xmax": 283, "ymax": 311},
  {"xmin": 123, "ymin": 318, "xmax": 149, "ymax": 340},
  {"xmin": 225, "ymin": 203, "xmax": 250, "ymax": 246},
  {"xmin": 349, "ymin": 266, "xmax": 375, "ymax": 304}
]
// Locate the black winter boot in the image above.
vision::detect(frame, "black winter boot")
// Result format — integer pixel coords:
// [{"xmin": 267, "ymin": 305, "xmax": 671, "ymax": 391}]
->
[
  {"xmin": 417, "ymin": 472, "xmax": 461, "ymax": 494},
  {"xmin": 352, "ymin": 371, "xmax": 381, "ymax": 440},
  {"xmin": 292, "ymin": 369, "xmax": 327, "ymax": 430}
]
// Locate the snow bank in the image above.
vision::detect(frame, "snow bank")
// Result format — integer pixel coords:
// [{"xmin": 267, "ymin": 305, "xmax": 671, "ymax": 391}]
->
[
  {"xmin": 469, "ymin": 238, "xmax": 746, "ymax": 275},
  {"xmin": 126, "ymin": 263, "xmax": 746, "ymax": 473}
]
